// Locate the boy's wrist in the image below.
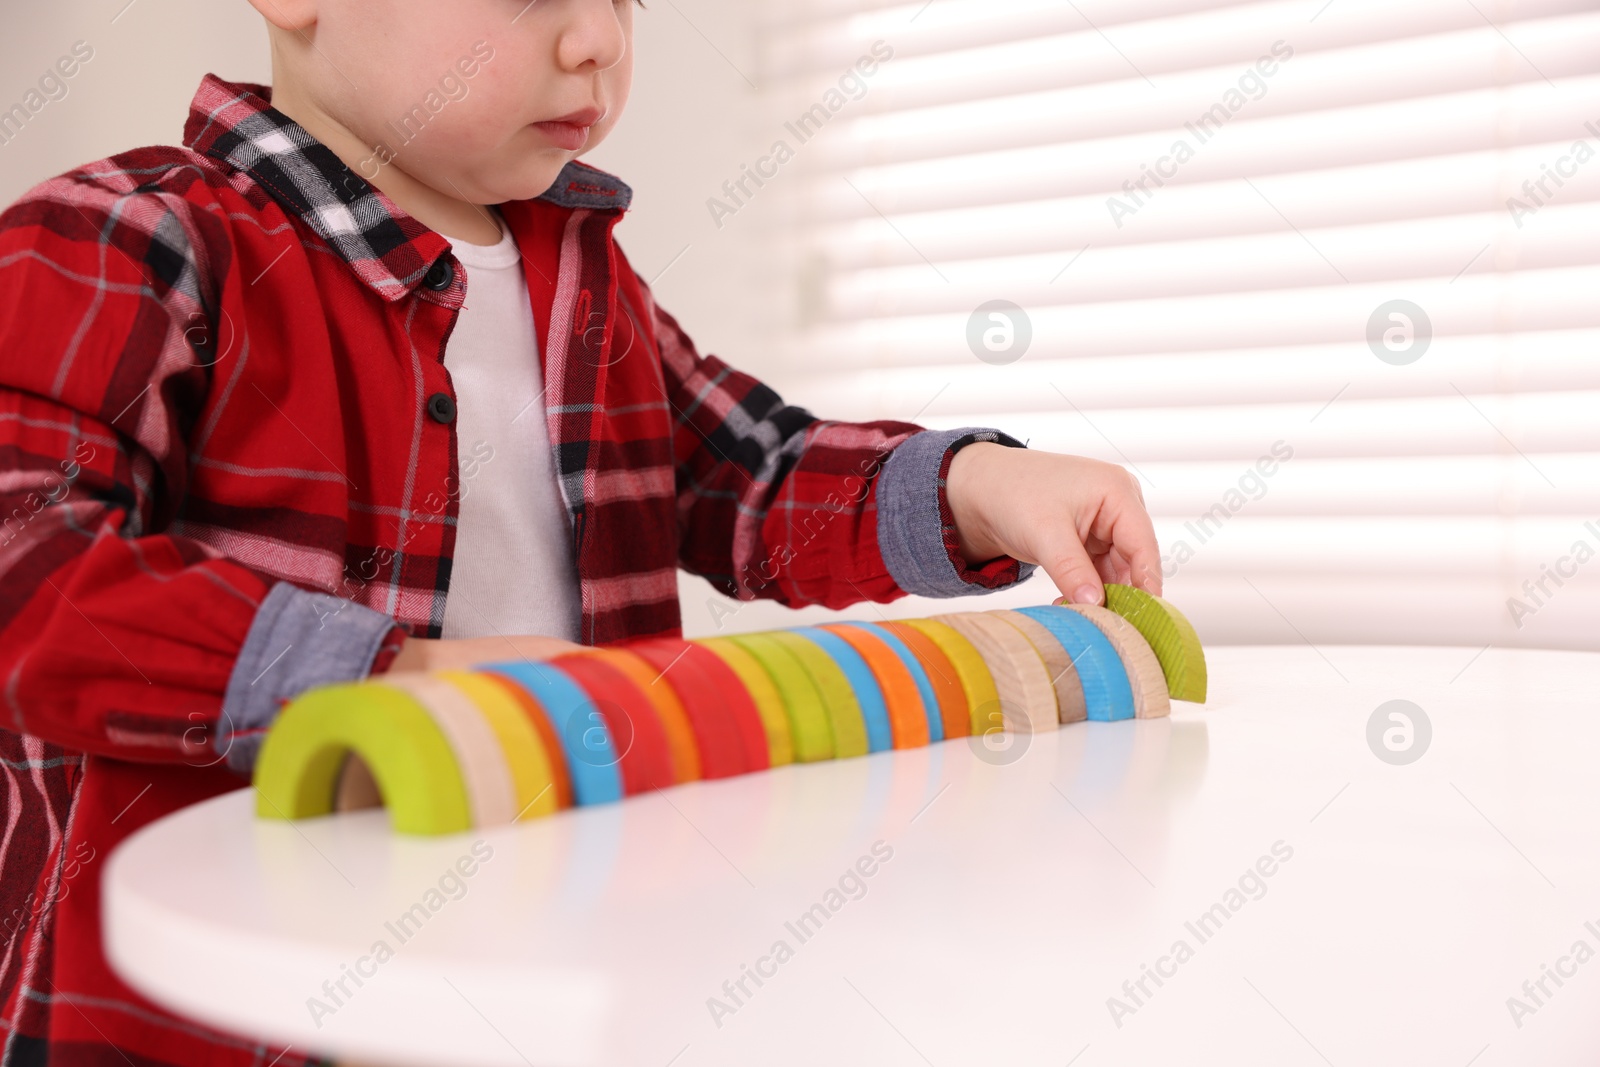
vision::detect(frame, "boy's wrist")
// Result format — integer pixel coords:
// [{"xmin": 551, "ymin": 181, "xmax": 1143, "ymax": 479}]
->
[
  {"xmin": 384, "ymin": 639, "xmax": 423, "ymax": 673},
  {"xmin": 945, "ymin": 441, "xmax": 1010, "ymax": 565},
  {"xmin": 220, "ymin": 583, "xmax": 405, "ymax": 775},
  {"xmin": 874, "ymin": 427, "xmax": 1036, "ymax": 599},
  {"xmin": 369, "ymin": 623, "xmax": 412, "ymax": 673}
]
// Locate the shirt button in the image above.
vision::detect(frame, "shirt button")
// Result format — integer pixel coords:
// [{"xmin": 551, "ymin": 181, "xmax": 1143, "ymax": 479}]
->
[
  {"xmin": 422, "ymin": 258, "xmax": 454, "ymax": 291},
  {"xmin": 427, "ymin": 391, "xmax": 456, "ymax": 424}
]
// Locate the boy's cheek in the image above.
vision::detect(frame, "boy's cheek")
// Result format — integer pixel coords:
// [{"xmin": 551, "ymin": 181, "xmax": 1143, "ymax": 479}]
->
[{"xmin": 438, "ymin": 73, "xmax": 470, "ymax": 103}]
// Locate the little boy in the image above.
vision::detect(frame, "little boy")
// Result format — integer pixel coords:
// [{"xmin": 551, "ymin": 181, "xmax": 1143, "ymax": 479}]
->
[{"xmin": 0, "ymin": 0, "xmax": 1161, "ymax": 1061}]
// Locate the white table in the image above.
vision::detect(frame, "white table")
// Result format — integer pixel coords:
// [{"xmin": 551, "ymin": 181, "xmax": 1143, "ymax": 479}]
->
[{"xmin": 105, "ymin": 646, "xmax": 1600, "ymax": 1066}]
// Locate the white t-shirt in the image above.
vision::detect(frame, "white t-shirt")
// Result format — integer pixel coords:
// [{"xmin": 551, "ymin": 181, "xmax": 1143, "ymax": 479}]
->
[{"xmin": 437, "ymin": 208, "xmax": 583, "ymax": 642}]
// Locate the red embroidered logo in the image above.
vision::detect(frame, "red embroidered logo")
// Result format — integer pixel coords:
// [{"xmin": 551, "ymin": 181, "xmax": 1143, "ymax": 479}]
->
[{"xmin": 566, "ymin": 180, "xmax": 616, "ymax": 197}]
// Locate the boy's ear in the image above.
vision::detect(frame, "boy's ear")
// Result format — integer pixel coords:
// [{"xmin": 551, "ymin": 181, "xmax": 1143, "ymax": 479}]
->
[{"xmin": 244, "ymin": 0, "xmax": 317, "ymax": 32}]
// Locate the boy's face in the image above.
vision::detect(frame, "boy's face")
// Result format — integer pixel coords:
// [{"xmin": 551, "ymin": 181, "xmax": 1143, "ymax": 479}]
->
[{"xmin": 302, "ymin": 0, "xmax": 634, "ymax": 205}]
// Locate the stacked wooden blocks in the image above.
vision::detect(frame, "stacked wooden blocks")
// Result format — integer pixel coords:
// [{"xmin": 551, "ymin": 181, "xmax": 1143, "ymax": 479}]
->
[{"xmin": 254, "ymin": 584, "xmax": 1207, "ymax": 835}]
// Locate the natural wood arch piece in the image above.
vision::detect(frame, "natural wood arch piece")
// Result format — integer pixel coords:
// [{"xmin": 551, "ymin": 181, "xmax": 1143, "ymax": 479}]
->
[
  {"xmin": 1061, "ymin": 604, "xmax": 1172, "ymax": 720},
  {"xmin": 931, "ymin": 612, "xmax": 1060, "ymax": 734},
  {"xmin": 986, "ymin": 610, "xmax": 1088, "ymax": 723}
]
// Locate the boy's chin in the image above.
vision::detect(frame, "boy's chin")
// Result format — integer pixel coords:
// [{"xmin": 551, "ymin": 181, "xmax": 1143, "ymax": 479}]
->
[
  {"xmin": 504, "ymin": 156, "xmax": 580, "ymax": 200},
  {"xmin": 447, "ymin": 148, "xmax": 578, "ymax": 206}
]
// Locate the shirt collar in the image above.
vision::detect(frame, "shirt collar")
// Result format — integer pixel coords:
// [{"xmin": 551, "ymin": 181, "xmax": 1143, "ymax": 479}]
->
[{"xmin": 182, "ymin": 72, "xmax": 632, "ymax": 302}]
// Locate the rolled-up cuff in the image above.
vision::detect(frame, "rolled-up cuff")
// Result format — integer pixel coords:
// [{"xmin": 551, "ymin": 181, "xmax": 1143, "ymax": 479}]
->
[
  {"xmin": 219, "ymin": 582, "xmax": 403, "ymax": 775},
  {"xmin": 875, "ymin": 427, "xmax": 1038, "ymax": 598}
]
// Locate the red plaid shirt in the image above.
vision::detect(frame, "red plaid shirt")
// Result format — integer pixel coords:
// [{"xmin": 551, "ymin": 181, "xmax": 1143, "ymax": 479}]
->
[{"xmin": 0, "ymin": 73, "xmax": 1028, "ymax": 1064}]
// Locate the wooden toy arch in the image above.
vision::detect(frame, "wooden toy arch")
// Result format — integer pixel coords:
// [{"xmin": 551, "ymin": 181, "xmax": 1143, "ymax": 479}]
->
[
  {"xmin": 252, "ymin": 682, "xmax": 473, "ymax": 836},
  {"xmin": 253, "ymin": 592, "xmax": 1208, "ymax": 836}
]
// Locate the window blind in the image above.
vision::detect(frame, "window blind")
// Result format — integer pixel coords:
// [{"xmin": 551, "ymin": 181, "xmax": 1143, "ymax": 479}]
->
[{"xmin": 679, "ymin": 0, "xmax": 1600, "ymax": 655}]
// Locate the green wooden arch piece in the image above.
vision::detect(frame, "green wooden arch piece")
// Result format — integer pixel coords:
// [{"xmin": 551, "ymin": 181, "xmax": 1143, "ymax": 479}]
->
[
  {"xmin": 252, "ymin": 682, "xmax": 474, "ymax": 835},
  {"xmin": 1102, "ymin": 584, "xmax": 1208, "ymax": 703},
  {"xmin": 766, "ymin": 629, "xmax": 870, "ymax": 759},
  {"xmin": 725, "ymin": 633, "xmax": 836, "ymax": 763}
]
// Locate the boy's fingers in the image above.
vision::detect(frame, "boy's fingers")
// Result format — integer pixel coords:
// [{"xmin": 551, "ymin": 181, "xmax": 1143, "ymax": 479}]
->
[
  {"xmin": 1109, "ymin": 493, "xmax": 1164, "ymax": 597},
  {"xmin": 1120, "ymin": 519, "xmax": 1164, "ymax": 596},
  {"xmin": 1125, "ymin": 467, "xmax": 1147, "ymax": 506},
  {"xmin": 1093, "ymin": 550, "xmax": 1123, "ymax": 587},
  {"xmin": 1094, "ymin": 542, "xmax": 1156, "ymax": 593},
  {"xmin": 1040, "ymin": 536, "xmax": 1106, "ymax": 606}
]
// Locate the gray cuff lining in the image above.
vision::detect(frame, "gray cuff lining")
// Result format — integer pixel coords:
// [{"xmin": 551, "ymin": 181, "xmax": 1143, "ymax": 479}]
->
[
  {"xmin": 219, "ymin": 582, "xmax": 398, "ymax": 775},
  {"xmin": 875, "ymin": 426, "xmax": 1037, "ymax": 598}
]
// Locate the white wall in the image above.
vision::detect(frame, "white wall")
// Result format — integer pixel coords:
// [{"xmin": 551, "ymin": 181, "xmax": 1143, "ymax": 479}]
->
[{"xmin": 0, "ymin": 3, "xmax": 270, "ymax": 204}]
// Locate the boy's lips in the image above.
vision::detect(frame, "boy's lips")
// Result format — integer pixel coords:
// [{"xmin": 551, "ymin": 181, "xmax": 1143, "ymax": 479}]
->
[{"xmin": 532, "ymin": 107, "xmax": 603, "ymax": 151}]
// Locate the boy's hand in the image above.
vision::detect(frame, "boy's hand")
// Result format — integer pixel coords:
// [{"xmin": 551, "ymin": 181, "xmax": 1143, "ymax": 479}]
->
[
  {"xmin": 945, "ymin": 443, "xmax": 1162, "ymax": 606},
  {"xmin": 386, "ymin": 634, "xmax": 584, "ymax": 674}
]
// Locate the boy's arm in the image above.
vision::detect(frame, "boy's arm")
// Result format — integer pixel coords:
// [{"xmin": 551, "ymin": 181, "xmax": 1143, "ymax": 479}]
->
[
  {"xmin": 0, "ymin": 172, "xmax": 403, "ymax": 774},
  {"xmin": 629, "ymin": 268, "xmax": 1035, "ymax": 609}
]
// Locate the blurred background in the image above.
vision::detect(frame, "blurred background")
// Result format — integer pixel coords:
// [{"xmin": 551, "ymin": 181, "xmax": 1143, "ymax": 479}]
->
[{"xmin": 5, "ymin": 0, "xmax": 1598, "ymax": 651}]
